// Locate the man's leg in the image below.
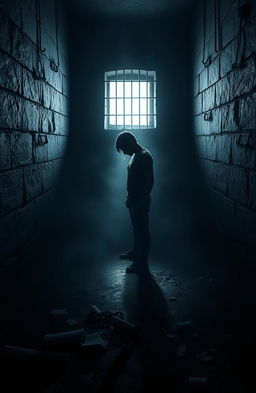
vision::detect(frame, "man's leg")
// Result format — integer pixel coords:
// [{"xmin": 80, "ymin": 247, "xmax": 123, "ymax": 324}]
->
[
  {"xmin": 126, "ymin": 209, "xmax": 150, "ymax": 273},
  {"xmin": 120, "ymin": 208, "xmax": 138, "ymax": 261}
]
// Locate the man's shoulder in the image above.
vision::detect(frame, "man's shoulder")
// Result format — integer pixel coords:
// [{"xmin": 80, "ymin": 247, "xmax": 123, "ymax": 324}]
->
[{"xmin": 141, "ymin": 148, "xmax": 153, "ymax": 162}]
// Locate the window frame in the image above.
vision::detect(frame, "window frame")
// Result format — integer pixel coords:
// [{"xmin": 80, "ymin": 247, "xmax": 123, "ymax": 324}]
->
[{"xmin": 104, "ymin": 69, "xmax": 157, "ymax": 131}]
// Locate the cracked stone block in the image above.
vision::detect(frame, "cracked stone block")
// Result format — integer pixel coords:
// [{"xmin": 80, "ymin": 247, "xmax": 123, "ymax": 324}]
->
[
  {"xmin": 227, "ymin": 166, "xmax": 248, "ymax": 205},
  {"xmin": 0, "ymin": 169, "xmax": 23, "ymax": 215},
  {"xmin": 0, "ymin": 91, "xmax": 22, "ymax": 129},
  {"xmin": 24, "ymin": 165, "xmax": 42, "ymax": 201},
  {"xmin": 202, "ymin": 85, "xmax": 215, "ymax": 112},
  {"xmin": 0, "ymin": 211, "xmax": 17, "ymax": 259},
  {"xmin": 0, "ymin": 132, "xmax": 11, "ymax": 170},
  {"xmin": 22, "ymin": 100, "xmax": 40, "ymax": 132},
  {"xmin": 0, "ymin": 52, "xmax": 22, "ymax": 94},
  {"xmin": 54, "ymin": 113, "xmax": 68, "ymax": 135},
  {"xmin": 11, "ymin": 132, "xmax": 32, "ymax": 167},
  {"xmin": 23, "ymin": 69, "xmax": 41, "ymax": 103},
  {"xmin": 41, "ymin": 161, "xmax": 55, "ymax": 192},
  {"xmin": 17, "ymin": 200, "xmax": 37, "ymax": 247},
  {"xmin": 42, "ymin": 55, "xmax": 62, "ymax": 92},
  {"xmin": 51, "ymin": 90, "xmax": 62, "ymax": 113},
  {"xmin": 244, "ymin": 17, "xmax": 256, "ymax": 58},
  {"xmin": 62, "ymin": 74, "xmax": 69, "ymax": 97}
]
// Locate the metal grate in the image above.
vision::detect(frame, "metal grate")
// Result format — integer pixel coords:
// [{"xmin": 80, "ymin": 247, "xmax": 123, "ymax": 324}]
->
[{"xmin": 104, "ymin": 69, "xmax": 157, "ymax": 130}]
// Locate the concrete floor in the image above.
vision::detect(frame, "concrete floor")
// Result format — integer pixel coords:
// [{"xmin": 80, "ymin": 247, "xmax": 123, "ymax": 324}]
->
[{"xmin": 0, "ymin": 217, "xmax": 255, "ymax": 393}]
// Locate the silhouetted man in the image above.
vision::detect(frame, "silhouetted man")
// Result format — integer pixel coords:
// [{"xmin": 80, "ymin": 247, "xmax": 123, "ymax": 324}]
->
[{"xmin": 115, "ymin": 132, "xmax": 154, "ymax": 274}]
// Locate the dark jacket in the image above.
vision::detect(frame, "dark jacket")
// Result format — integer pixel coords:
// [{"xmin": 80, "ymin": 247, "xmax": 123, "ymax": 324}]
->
[{"xmin": 127, "ymin": 148, "xmax": 154, "ymax": 208}]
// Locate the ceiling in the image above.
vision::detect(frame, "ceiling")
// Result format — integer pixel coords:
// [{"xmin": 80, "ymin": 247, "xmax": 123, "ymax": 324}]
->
[{"xmin": 74, "ymin": 0, "xmax": 193, "ymax": 16}]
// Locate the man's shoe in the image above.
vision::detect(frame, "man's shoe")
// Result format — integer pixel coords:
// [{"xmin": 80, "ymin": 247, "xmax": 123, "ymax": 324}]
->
[
  {"xmin": 120, "ymin": 251, "xmax": 135, "ymax": 261},
  {"xmin": 125, "ymin": 262, "xmax": 139, "ymax": 274}
]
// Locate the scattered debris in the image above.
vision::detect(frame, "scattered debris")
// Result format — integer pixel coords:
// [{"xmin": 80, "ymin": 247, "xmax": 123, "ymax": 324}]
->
[
  {"xmin": 2, "ymin": 345, "xmax": 70, "ymax": 361},
  {"xmin": 89, "ymin": 305, "xmax": 136, "ymax": 332},
  {"xmin": 66, "ymin": 319, "xmax": 78, "ymax": 327},
  {"xmin": 51, "ymin": 309, "xmax": 68, "ymax": 316},
  {"xmin": 169, "ymin": 297, "xmax": 177, "ymax": 302},
  {"xmin": 188, "ymin": 376, "xmax": 208, "ymax": 388},
  {"xmin": 177, "ymin": 344, "xmax": 186, "ymax": 358},
  {"xmin": 44, "ymin": 328, "xmax": 85, "ymax": 346},
  {"xmin": 196, "ymin": 351, "xmax": 215, "ymax": 363},
  {"xmin": 81, "ymin": 333, "xmax": 107, "ymax": 350},
  {"xmin": 176, "ymin": 321, "xmax": 192, "ymax": 329}
]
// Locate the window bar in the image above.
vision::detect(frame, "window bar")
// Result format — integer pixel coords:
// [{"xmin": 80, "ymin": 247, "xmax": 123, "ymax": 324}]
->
[
  {"xmin": 131, "ymin": 69, "xmax": 133, "ymax": 130},
  {"xmin": 139, "ymin": 69, "xmax": 141, "ymax": 130},
  {"xmin": 146, "ymin": 70, "xmax": 148, "ymax": 128},
  {"xmin": 115, "ymin": 70, "xmax": 117, "ymax": 130},
  {"xmin": 123, "ymin": 70, "xmax": 125, "ymax": 130}
]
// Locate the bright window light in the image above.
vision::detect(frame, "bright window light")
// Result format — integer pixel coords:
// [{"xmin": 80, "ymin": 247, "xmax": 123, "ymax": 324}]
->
[{"xmin": 104, "ymin": 69, "xmax": 157, "ymax": 130}]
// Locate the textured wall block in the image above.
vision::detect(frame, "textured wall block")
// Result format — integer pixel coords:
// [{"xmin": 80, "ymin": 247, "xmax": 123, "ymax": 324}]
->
[
  {"xmin": 41, "ymin": 161, "xmax": 55, "ymax": 191},
  {"xmin": 33, "ymin": 133, "xmax": 48, "ymax": 162},
  {"xmin": 228, "ymin": 166, "xmax": 248, "ymax": 205},
  {"xmin": 215, "ymin": 76, "xmax": 231, "ymax": 106},
  {"xmin": 202, "ymin": 85, "xmax": 215, "ymax": 112},
  {"xmin": 42, "ymin": 55, "xmax": 63, "ymax": 92},
  {"xmin": 232, "ymin": 134, "xmax": 256, "ymax": 169},
  {"xmin": 194, "ymin": 115, "xmax": 202, "ymax": 135},
  {"xmin": 11, "ymin": 132, "xmax": 32, "ymax": 167},
  {"xmin": 220, "ymin": 39, "xmax": 236, "ymax": 78},
  {"xmin": 0, "ymin": 10, "xmax": 11, "ymax": 52},
  {"xmin": 22, "ymin": 100, "xmax": 40, "ymax": 131},
  {"xmin": 11, "ymin": 23, "xmax": 34, "ymax": 71},
  {"xmin": 208, "ymin": 56, "xmax": 219, "ymax": 86},
  {"xmin": 42, "ymin": 83, "xmax": 53, "ymax": 109},
  {"xmin": 51, "ymin": 90, "xmax": 62, "ymax": 113},
  {"xmin": 0, "ymin": 52, "xmax": 22, "ymax": 94},
  {"xmin": 17, "ymin": 201, "xmax": 37, "ymax": 247},
  {"xmin": 21, "ymin": 3, "xmax": 37, "ymax": 43},
  {"xmin": 199, "ymin": 67, "xmax": 208, "ymax": 93},
  {"xmin": 244, "ymin": 17, "xmax": 256, "ymax": 58},
  {"xmin": 23, "ymin": 69, "xmax": 41, "ymax": 103},
  {"xmin": 194, "ymin": 94, "xmax": 202, "ymax": 115},
  {"xmin": 54, "ymin": 113, "xmax": 68, "ymax": 135},
  {"xmin": 62, "ymin": 74, "xmax": 69, "ymax": 96},
  {"xmin": 248, "ymin": 172, "xmax": 256, "ymax": 211},
  {"xmin": 0, "ymin": 211, "xmax": 17, "ymax": 259},
  {"xmin": 213, "ymin": 162, "xmax": 228, "ymax": 195},
  {"xmin": 0, "ymin": 169, "xmax": 23, "ymax": 215},
  {"xmin": 24, "ymin": 165, "xmax": 42, "ymax": 201},
  {"xmin": 221, "ymin": 102, "xmax": 239, "ymax": 132},
  {"xmin": 41, "ymin": 108, "xmax": 55, "ymax": 133},
  {"xmin": 47, "ymin": 134, "xmax": 58, "ymax": 160},
  {"xmin": 216, "ymin": 134, "xmax": 232, "ymax": 164},
  {"xmin": 0, "ymin": 91, "xmax": 22, "ymax": 129},
  {"xmin": 0, "ymin": 132, "xmax": 11, "ymax": 170},
  {"xmin": 240, "ymin": 94, "xmax": 256, "ymax": 130},
  {"xmin": 232, "ymin": 57, "xmax": 256, "ymax": 98}
]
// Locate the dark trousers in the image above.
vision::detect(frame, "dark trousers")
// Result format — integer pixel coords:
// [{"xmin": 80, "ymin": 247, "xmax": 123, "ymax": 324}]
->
[{"xmin": 129, "ymin": 207, "xmax": 150, "ymax": 264}]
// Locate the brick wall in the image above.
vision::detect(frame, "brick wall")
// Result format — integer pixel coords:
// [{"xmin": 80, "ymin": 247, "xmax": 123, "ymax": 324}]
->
[
  {"xmin": 0, "ymin": 0, "xmax": 69, "ymax": 261},
  {"xmin": 193, "ymin": 0, "xmax": 256, "ymax": 260}
]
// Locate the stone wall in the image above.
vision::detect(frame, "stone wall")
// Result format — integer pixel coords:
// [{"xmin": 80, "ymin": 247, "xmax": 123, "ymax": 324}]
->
[
  {"xmin": 0, "ymin": 0, "xmax": 69, "ymax": 261},
  {"xmin": 193, "ymin": 0, "xmax": 256, "ymax": 260}
]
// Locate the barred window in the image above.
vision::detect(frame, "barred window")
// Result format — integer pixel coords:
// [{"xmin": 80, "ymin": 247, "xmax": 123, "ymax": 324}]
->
[{"xmin": 104, "ymin": 69, "xmax": 157, "ymax": 130}]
